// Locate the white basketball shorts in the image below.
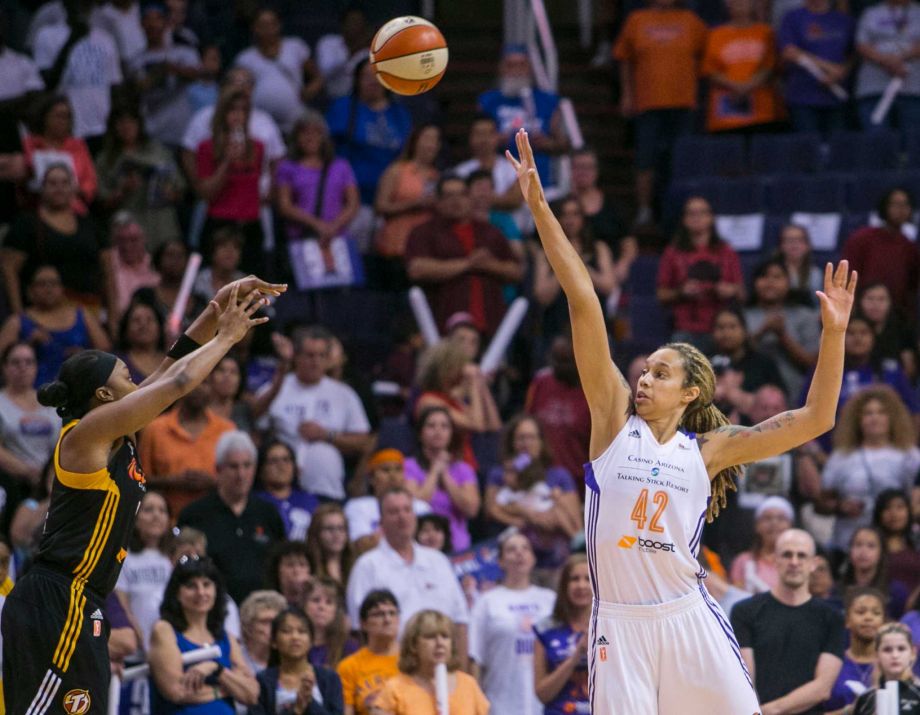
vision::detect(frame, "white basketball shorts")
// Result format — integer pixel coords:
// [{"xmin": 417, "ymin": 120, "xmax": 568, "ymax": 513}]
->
[{"xmin": 588, "ymin": 586, "xmax": 762, "ymax": 715}]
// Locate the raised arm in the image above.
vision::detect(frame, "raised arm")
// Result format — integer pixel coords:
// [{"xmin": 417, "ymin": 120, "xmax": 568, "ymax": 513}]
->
[
  {"xmin": 507, "ymin": 129, "xmax": 631, "ymax": 456},
  {"xmin": 70, "ymin": 286, "xmax": 269, "ymax": 452},
  {"xmin": 700, "ymin": 262, "xmax": 856, "ymax": 474}
]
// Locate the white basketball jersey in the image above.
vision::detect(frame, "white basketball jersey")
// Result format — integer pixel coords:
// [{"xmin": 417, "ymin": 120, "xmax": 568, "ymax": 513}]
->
[{"xmin": 585, "ymin": 415, "xmax": 711, "ymax": 605}]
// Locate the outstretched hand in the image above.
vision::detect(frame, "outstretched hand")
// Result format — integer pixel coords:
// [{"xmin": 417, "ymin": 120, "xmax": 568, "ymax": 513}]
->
[
  {"xmin": 214, "ymin": 275, "xmax": 287, "ymax": 308},
  {"xmin": 505, "ymin": 129, "xmax": 547, "ymax": 208},
  {"xmin": 211, "ymin": 283, "xmax": 270, "ymax": 344},
  {"xmin": 816, "ymin": 261, "xmax": 857, "ymax": 333}
]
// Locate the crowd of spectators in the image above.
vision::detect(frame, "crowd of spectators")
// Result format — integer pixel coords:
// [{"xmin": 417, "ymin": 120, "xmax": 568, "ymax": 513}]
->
[{"xmin": 0, "ymin": 0, "xmax": 919, "ymax": 712}]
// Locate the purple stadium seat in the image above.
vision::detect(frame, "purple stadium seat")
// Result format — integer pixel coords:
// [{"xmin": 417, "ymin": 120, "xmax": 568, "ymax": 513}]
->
[
  {"xmin": 671, "ymin": 135, "xmax": 747, "ymax": 179},
  {"xmin": 826, "ymin": 130, "xmax": 900, "ymax": 172},
  {"xmin": 749, "ymin": 133, "xmax": 823, "ymax": 175}
]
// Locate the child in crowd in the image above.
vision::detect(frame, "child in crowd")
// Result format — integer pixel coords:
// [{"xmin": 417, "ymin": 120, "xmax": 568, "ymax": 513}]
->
[{"xmin": 852, "ymin": 623, "xmax": 920, "ymax": 714}]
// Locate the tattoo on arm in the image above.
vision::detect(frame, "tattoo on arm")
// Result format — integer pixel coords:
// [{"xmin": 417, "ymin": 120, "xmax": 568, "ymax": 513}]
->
[{"xmin": 701, "ymin": 412, "xmax": 798, "ymax": 443}]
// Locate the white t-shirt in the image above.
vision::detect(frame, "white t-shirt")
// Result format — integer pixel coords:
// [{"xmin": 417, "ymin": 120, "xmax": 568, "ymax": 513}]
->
[
  {"xmin": 33, "ymin": 25, "xmax": 122, "ymax": 137},
  {"xmin": 115, "ymin": 547, "xmax": 172, "ymax": 649},
  {"xmin": 235, "ymin": 38, "xmax": 310, "ymax": 133},
  {"xmin": 315, "ymin": 35, "xmax": 367, "ymax": 99},
  {"xmin": 129, "ymin": 43, "xmax": 200, "ymax": 146},
  {"xmin": 346, "ymin": 539, "xmax": 469, "ymax": 629},
  {"xmin": 469, "ymin": 585, "xmax": 556, "ymax": 715},
  {"xmin": 822, "ymin": 445, "xmax": 920, "ymax": 550},
  {"xmin": 265, "ymin": 374, "xmax": 371, "ymax": 499},
  {"xmin": 93, "ymin": 2, "xmax": 146, "ymax": 61},
  {"xmin": 0, "ymin": 48, "xmax": 44, "ymax": 101},
  {"xmin": 344, "ymin": 495, "xmax": 432, "ymax": 542}
]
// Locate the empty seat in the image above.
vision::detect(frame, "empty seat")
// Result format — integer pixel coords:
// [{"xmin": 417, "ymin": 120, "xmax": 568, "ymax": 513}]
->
[
  {"xmin": 628, "ymin": 254, "xmax": 661, "ymax": 296},
  {"xmin": 695, "ymin": 176, "xmax": 766, "ymax": 214},
  {"xmin": 671, "ymin": 135, "xmax": 747, "ymax": 179},
  {"xmin": 749, "ymin": 133, "xmax": 823, "ymax": 175},
  {"xmin": 766, "ymin": 175, "xmax": 848, "ymax": 213},
  {"xmin": 847, "ymin": 170, "xmax": 920, "ymax": 213},
  {"xmin": 627, "ymin": 294, "xmax": 672, "ymax": 349},
  {"xmin": 905, "ymin": 128, "xmax": 920, "ymax": 166},
  {"xmin": 826, "ymin": 130, "xmax": 901, "ymax": 172}
]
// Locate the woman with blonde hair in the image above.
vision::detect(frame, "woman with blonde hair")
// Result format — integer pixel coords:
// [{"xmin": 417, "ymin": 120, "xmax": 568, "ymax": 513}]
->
[
  {"xmin": 372, "ymin": 609, "xmax": 489, "ymax": 715},
  {"xmin": 818, "ymin": 385, "xmax": 920, "ymax": 554}
]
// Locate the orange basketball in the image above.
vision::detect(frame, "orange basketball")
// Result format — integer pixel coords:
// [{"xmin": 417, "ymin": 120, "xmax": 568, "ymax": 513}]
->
[{"xmin": 370, "ymin": 16, "xmax": 449, "ymax": 95}]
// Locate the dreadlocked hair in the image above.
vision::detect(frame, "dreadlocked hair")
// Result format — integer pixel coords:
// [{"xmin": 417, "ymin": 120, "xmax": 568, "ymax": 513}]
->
[{"xmin": 664, "ymin": 342, "xmax": 743, "ymax": 522}]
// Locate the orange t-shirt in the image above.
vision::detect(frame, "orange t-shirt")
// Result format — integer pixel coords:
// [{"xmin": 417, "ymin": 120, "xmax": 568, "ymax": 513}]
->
[
  {"xmin": 336, "ymin": 648, "xmax": 399, "ymax": 715},
  {"xmin": 614, "ymin": 8, "xmax": 708, "ymax": 112},
  {"xmin": 701, "ymin": 23, "xmax": 780, "ymax": 131},
  {"xmin": 138, "ymin": 408, "xmax": 236, "ymax": 516},
  {"xmin": 375, "ymin": 672, "xmax": 489, "ymax": 715}
]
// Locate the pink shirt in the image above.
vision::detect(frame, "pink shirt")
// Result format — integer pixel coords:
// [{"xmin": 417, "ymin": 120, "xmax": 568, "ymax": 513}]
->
[
  {"xmin": 113, "ymin": 252, "xmax": 160, "ymax": 313},
  {"xmin": 23, "ymin": 134, "xmax": 97, "ymax": 214},
  {"xmin": 404, "ymin": 457, "xmax": 477, "ymax": 552}
]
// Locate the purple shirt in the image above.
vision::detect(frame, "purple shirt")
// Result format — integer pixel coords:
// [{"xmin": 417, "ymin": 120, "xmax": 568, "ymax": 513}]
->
[
  {"xmin": 404, "ymin": 457, "xmax": 478, "ymax": 552},
  {"xmin": 253, "ymin": 489, "xmax": 318, "ymax": 541},
  {"xmin": 274, "ymin": 157, "xmax": 357, "ymax": 241},
  {"xmin": 533, "ymin": 617, "xmax": 589, "ymax": 715},
  {"xmin": 778, "ymin": 7, "xmax": 854, "ymax": 107},
  {"xmin": 825, "ymin": 654, "xmax": 874, "ymax": 711},
  {"xmin": 486, "ymin": 464, "xmax": 576, "ymax": 568},
  {"xmin": 902, "ymin": 611, "xmax": 920, "ymax": 677},
  {"xmin": 104, "ymin": 592, "xmax": 132, "ymax": 629}
]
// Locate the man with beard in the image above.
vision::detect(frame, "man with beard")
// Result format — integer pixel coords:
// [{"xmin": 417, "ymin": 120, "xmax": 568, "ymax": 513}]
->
[
  {"xmin": 525, "ymin": 334, "xmax": 591, "ymax": 495},
  {"xmin": 477, "ymin": 46, "xmax": 569, "ymax": 190}
]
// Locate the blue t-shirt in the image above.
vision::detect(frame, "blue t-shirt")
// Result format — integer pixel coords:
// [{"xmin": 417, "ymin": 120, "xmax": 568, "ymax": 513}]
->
[
  {"xmin": 478, "ymin": 87, "xmax": 560, "ymax": 185},
  {"xmin": 20, "ymin": 309, "xmax": 90, "ymax": 387},
  {"xmin": 778, "ymin": 7, "xmax": 854, "ymax": 107},
  {"xmin": 824, "ymin": 654, "xmax": 874, "ymax": 711},
  {"xmin": 532, "ymin": 617, "xmax": 590, "ymax": 715},
  {"xmin": 253, "ymin": 489, "xmax": 318, "ymax": 541},
  {"xmin": 326, "ymin": 96, "xmax": 412, "ymax": 204}
]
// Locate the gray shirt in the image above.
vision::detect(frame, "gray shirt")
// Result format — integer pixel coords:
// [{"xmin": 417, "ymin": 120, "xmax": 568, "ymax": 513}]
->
[
  {"xmin": 0, "ymin": 392, "xmax": 61, "ymax": 470},
  {"xmin": 855, "ymin": 1, "xmax": 920, "ymax": 98},
  {"xmin": 744, "ymin": 305, "xmax": 821, "ymax": 402}
]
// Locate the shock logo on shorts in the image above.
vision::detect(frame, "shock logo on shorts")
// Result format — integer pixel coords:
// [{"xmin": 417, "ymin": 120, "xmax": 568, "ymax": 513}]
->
[{"xmin": 62, "ymin": 689, "xmax": 91, "ymax": 714}]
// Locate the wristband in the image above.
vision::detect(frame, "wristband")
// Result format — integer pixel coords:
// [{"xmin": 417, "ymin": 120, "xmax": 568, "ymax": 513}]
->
[{"xmin": 167, "ymin": 333, "xmax": 202, "ymax": 360}]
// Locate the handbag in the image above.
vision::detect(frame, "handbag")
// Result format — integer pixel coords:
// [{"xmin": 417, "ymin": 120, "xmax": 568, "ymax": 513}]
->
[{"xmin": 287, "ymin": 162, "xmax": 365, "ymax": 290}]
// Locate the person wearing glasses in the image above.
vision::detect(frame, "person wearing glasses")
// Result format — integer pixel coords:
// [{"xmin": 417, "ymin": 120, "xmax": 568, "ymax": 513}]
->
[{"xmin": 337, "ymin": 590, "xmax": 401, "ymax": 715}]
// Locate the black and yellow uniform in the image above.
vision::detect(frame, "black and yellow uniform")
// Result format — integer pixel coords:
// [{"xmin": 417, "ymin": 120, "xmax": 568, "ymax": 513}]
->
[{"xmin": 1, "ymin": 420, "xmax": 146, "ymax": 715}]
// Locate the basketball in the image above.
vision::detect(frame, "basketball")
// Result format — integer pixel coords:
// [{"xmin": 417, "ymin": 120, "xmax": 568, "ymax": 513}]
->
[{"xmin": 370, "ymin": 16, "xmax": 449, "ymax": 95}]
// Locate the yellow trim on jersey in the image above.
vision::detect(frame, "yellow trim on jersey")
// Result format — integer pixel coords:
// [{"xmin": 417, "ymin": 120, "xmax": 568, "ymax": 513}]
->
[
  {"xmin": 53, "ymin": 421, "xmax": 115, "ymax": 491},
  {"xmin": 51, "ymin": 481, "xmax": 121, "ymax": 672}
]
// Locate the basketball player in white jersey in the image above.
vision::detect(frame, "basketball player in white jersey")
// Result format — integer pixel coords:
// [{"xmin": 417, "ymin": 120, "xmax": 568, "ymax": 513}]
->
[{"xmin": 507, "ymin": 129, "xmax": 856, "ymax": 715}]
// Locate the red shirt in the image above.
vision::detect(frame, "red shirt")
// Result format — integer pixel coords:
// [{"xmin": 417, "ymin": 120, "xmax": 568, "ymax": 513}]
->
[
  {"xmin": 196, "ymin": 138, "xmax": 263, "ymax": 221},
  {"xmin": 526, "ymin": 368, "xmax": 591, "ymax": 494},
  {"xmin": 842, "ymin": 226, "xmax": 920, "ymax": 319},
  {"xmin": 657, "ymin": 241, "xmax": 744, "ymax": 334},
  {"xmin": 405, "ymin": 216, "xmax": 515, "ymax": 336}
]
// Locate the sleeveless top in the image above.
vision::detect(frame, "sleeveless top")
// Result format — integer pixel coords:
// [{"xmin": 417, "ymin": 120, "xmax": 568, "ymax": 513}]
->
[
  {"xmin": 20, "ymin": 309, "xmax": 90, "ymax": 387},
  {"xmin": 584, "ymin": 414, "xmax": 711, "ymax": 605},
  {"xmin": 36, "ymin": 420, "xmax": 147, "ymax": 597},
  {"xmin": 373, "ymin": 161, "xmax": 435, "ymax": 257},
  {"xmin": 532, "ymin": 617, "xmax": 590, "ymax": 715},
  {"xmin": 150, "ymin": 629, "xmax": 234, "ymax": 714}
]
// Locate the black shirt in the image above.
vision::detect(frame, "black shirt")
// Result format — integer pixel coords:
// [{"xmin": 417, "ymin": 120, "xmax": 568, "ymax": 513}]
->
[
  {"xmin": 853, "ymin": 680, "xmax": 920, "ymax": 715},
  {"xmin": 36, "ymin": 420, "xmax": 147, "ymax": 597},
  {"xmin": 730, "ymin": 592, "xmax": 845, "ymax": 714},
  {"xmin": 6, "ymin": 212, "xmax": 109, "ymax": 297},
  {"xmin": 177, "ymin": 492, "xmax": 285, "ymax": 604}
]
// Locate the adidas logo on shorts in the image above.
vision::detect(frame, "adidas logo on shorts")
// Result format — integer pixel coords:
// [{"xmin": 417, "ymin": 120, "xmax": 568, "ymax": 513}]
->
[
  {"xmin": 628, "ymin": 430, "xmax": 641, "ymax": 438},
  {"xmin": 90, "ymin": 609, "xmax": 103, "ymax": 620},
  {"xmin": 595, "ymin": 635, "xmax": 610, "ymax": 646}
]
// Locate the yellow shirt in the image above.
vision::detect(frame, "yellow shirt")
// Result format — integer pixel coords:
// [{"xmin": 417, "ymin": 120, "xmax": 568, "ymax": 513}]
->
[
  {"xmin": 336, "ymin": 647, "xmax": 399, "ymax": 715},
  {"xmin": 375, "ymin": 672, "xmax": 489, "ymax": 715}
]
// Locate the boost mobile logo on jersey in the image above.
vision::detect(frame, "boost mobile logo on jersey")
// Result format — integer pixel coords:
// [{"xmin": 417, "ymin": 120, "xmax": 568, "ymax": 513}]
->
[{"xmin": 619, "ymin": 534, "xmax": 675, "ymax": 553}]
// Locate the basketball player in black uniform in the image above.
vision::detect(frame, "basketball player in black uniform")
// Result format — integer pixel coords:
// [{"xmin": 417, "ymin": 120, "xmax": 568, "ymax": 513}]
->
[{"xmin": 1, "ymin": 277, "xmax": 285, "ymax": 714}]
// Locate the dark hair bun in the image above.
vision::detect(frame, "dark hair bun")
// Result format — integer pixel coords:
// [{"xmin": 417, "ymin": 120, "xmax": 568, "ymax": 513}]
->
[{"xmin": 38, "ymin": 380, "xmax": 70, "ymax": 408}]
